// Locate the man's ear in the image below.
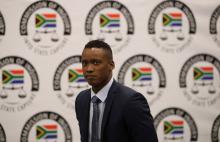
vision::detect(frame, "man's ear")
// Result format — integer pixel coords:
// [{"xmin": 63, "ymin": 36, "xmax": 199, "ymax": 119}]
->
[{"xmin": 110, "ymin": 60, "xmax": 115, "ymax": 69}]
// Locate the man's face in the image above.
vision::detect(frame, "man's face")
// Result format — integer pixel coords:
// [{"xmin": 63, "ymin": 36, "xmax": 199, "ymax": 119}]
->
[{"xmin": 81, "ymin": 47, "xmax": 114, "ymax": 91}]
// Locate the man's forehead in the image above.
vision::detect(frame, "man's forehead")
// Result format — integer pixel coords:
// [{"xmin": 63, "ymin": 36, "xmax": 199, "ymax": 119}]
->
[
  {"xmin": 90, "ymin": 47, "xmax": 103, "ymax": 51},
  {"xmin": 83, "ymin": 47, "xmax": 105, "ymax": 54},
  {"xmin": 82, "ymin": 48, "xmax": 104, "ymax": 57},
  {"xmin": 91, "ymin": 47, "xmax": 98, "ymax": 51}
]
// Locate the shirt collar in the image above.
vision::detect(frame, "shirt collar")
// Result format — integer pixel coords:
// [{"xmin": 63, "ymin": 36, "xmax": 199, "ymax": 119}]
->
[{"xmin": 91, "ymin": 77, "xmax": 113, "ymax": 103}]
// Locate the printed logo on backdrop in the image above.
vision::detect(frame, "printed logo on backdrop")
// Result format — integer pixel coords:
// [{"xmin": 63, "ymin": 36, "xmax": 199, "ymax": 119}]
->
[
  {"xmin": 0, "ymin": 11, "xmax": 5, "ymax": 43},
  {"xmin": 53, "ymin": 56, "xmax": 88, "ymax": 109},
  {"xmin": 0, "ymin": 56, "xmax": 39, "ymax": 112},
  {"xmin": 0, "ymin": 123, "xmax": 6, "ymax": 142},
  {"xmin": 148, "ymin": 0, "xmax": 196, "ymax": 53},
  {"xmin": 20, "ymin": 111, "xmax": 72, "ymax": 142},
  {"xmin": 210, "ymin": 5, "xmax": 220, "ymax": 47},
  {"xmin": 85, "ymin": 0, "xmax": 134, "ymax": 53},
  {"xmin": 154, "ymin": 107, "xmax": 198, "ymax": 142},
  {"xmin": 20, "ymin": 0, "xmax": 71, "ymax": 56},
  {"xmin": 117, "ymin": 54, "xmax": 166, "ymax": 105},
  {"xmin": 179, "ymin": 54, "xmax": 220, "ymax": 107},
  {"xmin": 212, "ymin": 114, "xmax": 220, "ymax": 142}
]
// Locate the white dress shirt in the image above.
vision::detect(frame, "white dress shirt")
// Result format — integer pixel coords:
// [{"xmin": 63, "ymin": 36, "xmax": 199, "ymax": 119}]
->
[{"xmin": 89, "ymin": 77, "xmax": 113, "ymax": 142}]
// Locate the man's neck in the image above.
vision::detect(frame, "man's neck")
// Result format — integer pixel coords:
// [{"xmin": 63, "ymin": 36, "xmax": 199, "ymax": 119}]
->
[{"xmin": 92, "ymin": 77, "xmax": 112, "ymax": 93}]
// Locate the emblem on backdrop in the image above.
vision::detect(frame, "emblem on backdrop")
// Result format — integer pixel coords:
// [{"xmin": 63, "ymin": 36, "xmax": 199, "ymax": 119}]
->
[
  {"xmin": 53, "ymin": 56, "xmax": 88, "ymax": 109},
  {"xmin": 117, "ymin": 54, "xmax": 166, "ymax": 105},
  {"xmin": 148, "ymin": 0, "xmax": 196, "ymax": 53},
  {"xmin": 0, "ymin": 56, "xmax": 39, "ymax": 112},
  {"xmin": 20, "ymin": 111, "xmax": 72, "ymax": 142},
  {"xmin": 179, "ymin": 54, "xmax": 220, "ymax": 107},
  {"xmin": 210, "ymin": 5, "xmax": 220, "ymax": 48},
  {"xmin": 154, "ymin": 107, "xmax": 198, "ymax": 142},
  {"xmin": 0, "ymin": 11, "xmax": 5, "ymax": 43},
  {"xmin": 85, "ymin": 0, "xmax": 134, "ymax": 53},
  {"xmin": 0, "ymin": 123, "xmax": 6, "ymax": 142},
  {"xmin": 20, "ymin": 0, "xmax": 71, "ymax": 56},
  {"xmin": 211, "ymin": 114, "xmax": 220, "ymax": 142}
]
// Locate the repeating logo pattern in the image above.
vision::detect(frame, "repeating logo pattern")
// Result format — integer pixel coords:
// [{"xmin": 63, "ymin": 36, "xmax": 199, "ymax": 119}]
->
[
  {"xmin": 0, "ymin": 56, "xmax": 39, "ymax": 112},
  {"xmin": 148, "ymin": 0, "xmax": 196, "ymax": 53},
  {"xmin": 0, "ymin": 11, "xmax": 5, "ymax": 42},
  {"xmin": 53, "ymin": 56, "xmax": 88, "ymax": 109},
  {"xmin": 36, "ymin": 124, "xmax": 58, "ymax": 140},
  {"xmin": 154, "ymin": 107, "xmax": 198, "ymax": 142},
  {"xmin": 163, "ymin": 120, "xmax": 184, "ymax": 140},
  {"xmin": 0, "ymin": 1, "xmax": 219, "ymax": 142},
  {"xmin": 211, "ymin": 114, "xmax": 220, "ymax": 142},
  {"xmin": 210, "ymin": 5, "xmax": 220, "ymax": 47},
  {"xmin": 20, "ymin": 111, "xmax": 72, "ymax": 142},
  {"xmin": 117, "ymin": 54, "xmax": 166, "ymax": 105},
  {"xmin": 0, "ymin": 123, "xmax": 6, "ymax": 142},
  {"xmin": 20, "ymin": 0, "xmax": 71, "ymax": 56},
  {"xmin": 179, "ymin": 54, "xmax": 220, "ymax": 107},
  {"xmin": 85, "ymin": 0, "xmax": 134, "ymax": 53}
]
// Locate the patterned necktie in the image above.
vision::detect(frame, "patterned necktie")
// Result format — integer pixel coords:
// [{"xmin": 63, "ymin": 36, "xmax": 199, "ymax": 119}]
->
[{"xmin": 91, "ymin": 96, "xmax": 101, "ymax": 142}]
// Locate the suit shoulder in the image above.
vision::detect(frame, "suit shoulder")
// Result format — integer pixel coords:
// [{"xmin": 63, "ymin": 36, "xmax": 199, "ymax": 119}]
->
[
  {"xmin": 115, "ymin": 82, "xmax": 141, "ymax": 98},
  {"xmin": 76, "ymin": 89, "xmax": 90, "ymax": 101}
]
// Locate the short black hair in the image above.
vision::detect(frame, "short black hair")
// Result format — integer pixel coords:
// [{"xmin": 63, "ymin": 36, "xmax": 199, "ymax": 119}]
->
[{"xmin": 84, "ymin": 40, "xmax": 113, "ymax": 60}]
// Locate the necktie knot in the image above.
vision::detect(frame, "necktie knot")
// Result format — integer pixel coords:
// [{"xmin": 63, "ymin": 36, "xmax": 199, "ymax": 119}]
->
[{"xmin": 91, "ymin": 96, "xmax": 101, "ymax": 104}]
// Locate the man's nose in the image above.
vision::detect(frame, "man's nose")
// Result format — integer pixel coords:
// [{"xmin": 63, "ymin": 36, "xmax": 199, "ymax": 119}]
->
[{"xmin": 86, "ymin": 64, "xmax": 94, "ymax": 73}]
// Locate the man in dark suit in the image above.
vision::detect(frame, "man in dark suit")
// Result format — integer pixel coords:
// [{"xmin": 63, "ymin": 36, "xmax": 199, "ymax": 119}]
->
[{"xmin": 75, "ymin": 40, "xmax": 158, "ymax": 142}]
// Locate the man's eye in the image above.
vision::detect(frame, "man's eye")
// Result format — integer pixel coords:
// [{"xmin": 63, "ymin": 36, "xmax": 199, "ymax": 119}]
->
[{"xmin": 93, "ymin": 60, "xmax": 100, "ymax": 65}]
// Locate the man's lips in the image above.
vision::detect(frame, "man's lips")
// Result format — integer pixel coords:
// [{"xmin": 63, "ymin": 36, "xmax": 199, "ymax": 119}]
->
[{"xmin": 85, "ymin": 75, "xmax": 96, "ymax": 79}]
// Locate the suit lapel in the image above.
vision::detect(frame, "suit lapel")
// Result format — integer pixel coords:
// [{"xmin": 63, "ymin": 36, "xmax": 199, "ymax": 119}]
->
[
  {"xmin": 101, "ymin": 81, "xmax": 118, "ymax": 140},
  {"xmin": 82, "ymin": 90, "xmax": 91, "ymax": 142}
]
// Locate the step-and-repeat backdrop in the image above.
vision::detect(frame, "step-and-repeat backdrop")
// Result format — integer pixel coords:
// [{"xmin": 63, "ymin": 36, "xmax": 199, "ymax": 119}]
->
[{"xmin": 0, "ymin": 0, "xmax": 220, "ymax": 141}]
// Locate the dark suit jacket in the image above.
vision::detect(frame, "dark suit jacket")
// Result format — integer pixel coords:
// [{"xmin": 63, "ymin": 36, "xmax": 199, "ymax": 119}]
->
[{"xmin": 75, "ymin": 80, "xmax": 158, "ymax": 142}]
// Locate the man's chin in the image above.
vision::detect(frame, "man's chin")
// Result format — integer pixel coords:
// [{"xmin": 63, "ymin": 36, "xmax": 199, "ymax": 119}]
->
[{"xmin": 87, "ymin": 80, "xmax": 97, "ymax": 86}]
